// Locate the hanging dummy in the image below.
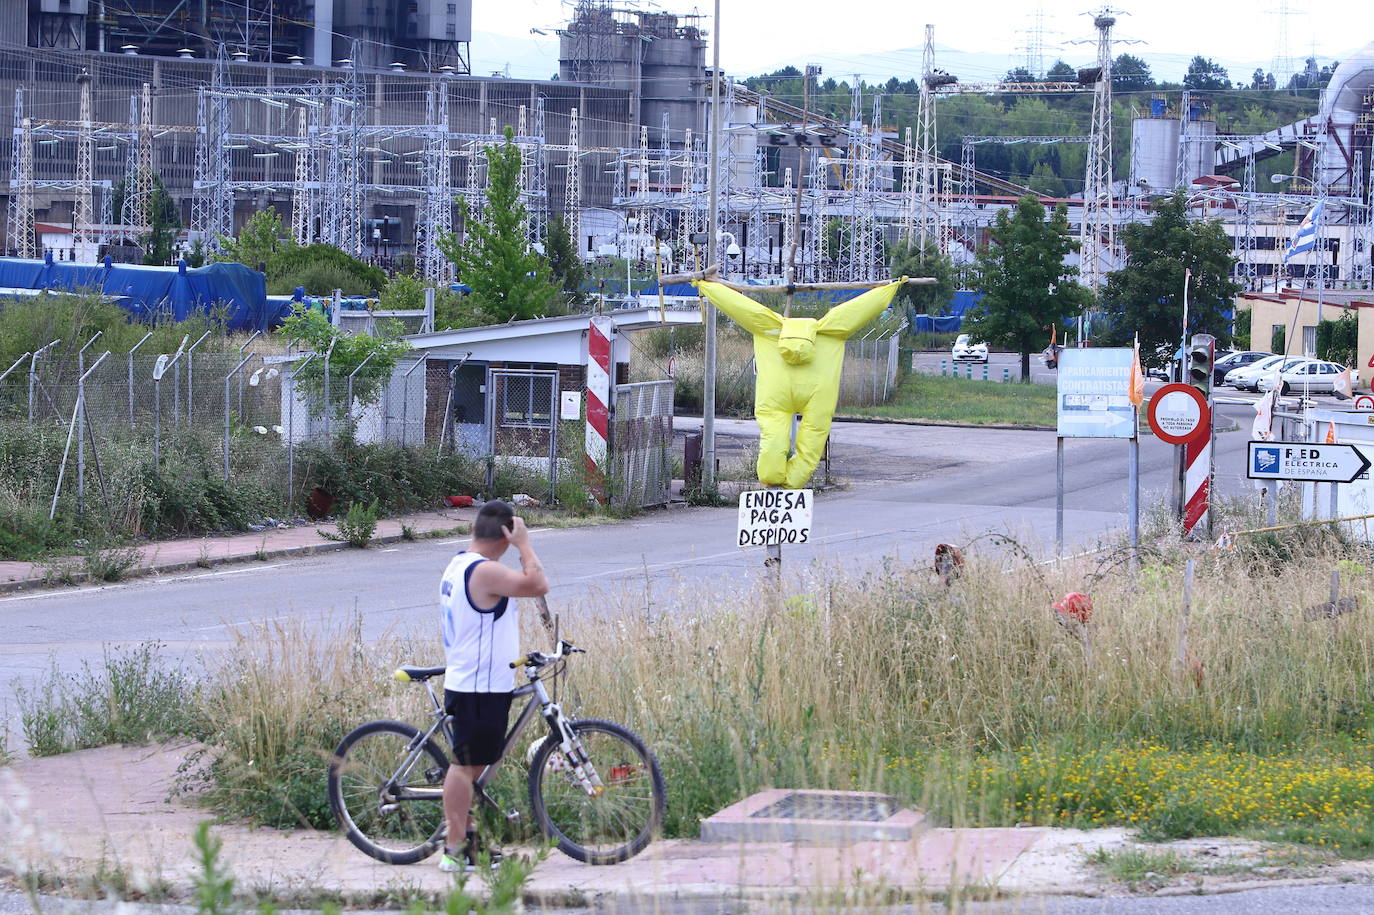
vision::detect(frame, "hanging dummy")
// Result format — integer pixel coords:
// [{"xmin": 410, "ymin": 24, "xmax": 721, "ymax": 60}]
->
[{"xmin": 694, "ymin": 279, "xmax": 903, "ymax": 489}]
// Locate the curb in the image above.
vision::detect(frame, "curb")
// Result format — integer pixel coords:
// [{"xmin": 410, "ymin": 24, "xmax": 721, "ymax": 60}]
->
[
  {"xmin": 0, "ymin": 525, "xmax": 470, "ymax": 596},
  {"xmin": 832, "ymin": 415, "xmax": 1056, "ymax": 432}
]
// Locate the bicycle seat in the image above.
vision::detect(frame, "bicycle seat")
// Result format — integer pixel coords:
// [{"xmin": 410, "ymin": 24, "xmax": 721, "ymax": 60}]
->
[{"xmin": 394, "ymin": 665, "xmax": 446, "ymax": 682}]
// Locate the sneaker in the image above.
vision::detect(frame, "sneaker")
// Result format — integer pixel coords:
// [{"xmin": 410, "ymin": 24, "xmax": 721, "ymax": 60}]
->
[{"xmin": 437, "ymin": 847, "xmax": 465, "ymax": 873}]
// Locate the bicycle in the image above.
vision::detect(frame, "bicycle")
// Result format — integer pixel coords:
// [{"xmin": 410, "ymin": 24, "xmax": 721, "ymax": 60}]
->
[{"xmin": 326, "ymin": 639, "xmax": 666, "ymax": 866}]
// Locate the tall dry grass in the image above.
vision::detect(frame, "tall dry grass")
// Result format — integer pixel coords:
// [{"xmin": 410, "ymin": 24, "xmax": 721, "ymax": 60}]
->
[{"xmin": 183, "ymin": 533, "xmax": 1374, "ymax": 841}]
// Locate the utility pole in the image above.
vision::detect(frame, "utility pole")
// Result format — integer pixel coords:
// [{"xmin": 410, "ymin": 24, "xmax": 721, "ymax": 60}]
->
[{"xmin": 702, "ymin": 0, "xmax": 721, "ymax": 491}]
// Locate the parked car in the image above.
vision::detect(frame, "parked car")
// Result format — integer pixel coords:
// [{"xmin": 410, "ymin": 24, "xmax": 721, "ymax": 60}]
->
[
  {"xmin": 1212, "ymin": 350, "xmax": 1272, "ymax": 387},
  {"xmin": 1225, "ymin": 355, "xmax": 1312, "ymax": 392},
  {"xmin": 951, "ymin": 333, "xmax": 989, "ymax": 363},
  {"xmin": 1256, "ymin": 360, "xmax": 1348, "ymax": 395}
]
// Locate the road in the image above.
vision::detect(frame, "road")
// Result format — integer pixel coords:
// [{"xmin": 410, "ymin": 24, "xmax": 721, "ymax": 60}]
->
[{"xmin": 1, "ymin": 400, "xmax": 1266, "ymax": 734}]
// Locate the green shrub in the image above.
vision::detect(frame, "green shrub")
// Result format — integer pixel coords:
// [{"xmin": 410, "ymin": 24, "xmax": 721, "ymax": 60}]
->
[
  {"xmin": 267, "ymin": 244, "xmax": 386, "ymax": 296},
  {"xmin": 17, "ymin": 643, "xmax": 200, "ymax": 756},
  {"xmin": 335, "ymin": 498, "xmax": 379, "ymax": 548}
]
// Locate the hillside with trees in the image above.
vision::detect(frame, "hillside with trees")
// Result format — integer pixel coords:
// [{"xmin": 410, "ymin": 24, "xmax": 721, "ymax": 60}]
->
[{"xmin": 743, "ymin": 56, "xmax": 1334, "ymax": 196}]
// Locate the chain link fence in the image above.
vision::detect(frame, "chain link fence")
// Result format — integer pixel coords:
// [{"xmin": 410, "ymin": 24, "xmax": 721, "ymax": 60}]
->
[
  {"xmin": 838, "ymin": 326, "xmax": 905, "ymax": 408},
  {"xmin": 0, "ymin": 336, "xmax": 439, "ymax": 534}
]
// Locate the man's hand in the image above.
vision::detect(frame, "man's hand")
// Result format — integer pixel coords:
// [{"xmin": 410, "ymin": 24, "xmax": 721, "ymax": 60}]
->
[{"xmin": 502, "ymin": 516, "xmax": 530, "ymax": 548}]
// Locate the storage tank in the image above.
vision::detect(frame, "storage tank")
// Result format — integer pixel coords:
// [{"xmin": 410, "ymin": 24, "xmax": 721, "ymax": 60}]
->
[
  {"xmin": 1179, "ymin": 107, "xmax": 1217, "ymax": 187},
  {"xmin": 1130, "ymin": 114, "xmax": 1179, "ymax": 195},
  {"xmin": 639, "ymin": 13, "xmax": 706, "ymax": 143}
]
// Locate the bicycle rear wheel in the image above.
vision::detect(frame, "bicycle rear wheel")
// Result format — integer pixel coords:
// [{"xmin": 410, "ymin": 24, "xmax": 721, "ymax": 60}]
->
[
  {"xmin": 528, "ymin": 718, "xmax": 666, "ymax": 865},
  {"xmin": 327, "ymin": 719, "xmax": 449, "ymax": 865}
]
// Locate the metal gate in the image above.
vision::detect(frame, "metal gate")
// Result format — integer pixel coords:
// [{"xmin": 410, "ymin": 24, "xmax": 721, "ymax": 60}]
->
[
  {"xmin": 611, "ymin": 380, "xmax": 674, "ymax": 508},
  {"xmin": 485, "ymin": 368, "xmax": 560, "ymax": 501}
]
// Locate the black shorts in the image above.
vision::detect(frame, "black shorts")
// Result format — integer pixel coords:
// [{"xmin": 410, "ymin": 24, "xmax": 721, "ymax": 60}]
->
[{"xmin": 444, "ymin": 690, "xmax": 514, "ymax": 766}]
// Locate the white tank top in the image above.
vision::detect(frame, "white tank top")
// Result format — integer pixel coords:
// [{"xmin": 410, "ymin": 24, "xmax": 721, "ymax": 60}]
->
[{"xmin": 441, "ymin": 551, "xmax": 518, "ymax": 693}]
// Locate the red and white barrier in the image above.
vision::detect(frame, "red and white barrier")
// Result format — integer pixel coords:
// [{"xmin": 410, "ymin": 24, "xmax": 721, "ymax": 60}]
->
[
  {"xmin": 585, "ymin": 316, "xmax": 613, "ymax": 500},
  {"xmin": 1182, "ymin": 432, "xmax": 1210, "ymax": 537}
]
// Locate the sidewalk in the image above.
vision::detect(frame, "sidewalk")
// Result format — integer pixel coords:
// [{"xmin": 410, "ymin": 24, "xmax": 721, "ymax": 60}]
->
[
  {"xmin": 4, "ymin": 744, "xmax": 1370, "ymax": 909},
  {"xmin": 0, "ymin": 508, "xmax": 478, "ymax": 595}
]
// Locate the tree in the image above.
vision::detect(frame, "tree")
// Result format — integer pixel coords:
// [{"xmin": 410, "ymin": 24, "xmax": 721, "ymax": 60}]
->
[
  {"xmin": 280, "ymin": 304, "xmax": 409, "ymax": 420},
  {"xmin": 141, "ymin": 178, "xmax": 179, "ymax": 266},
  {"xmin": 438, "ymin": 127, "xmax": 558, "ymax": 322},
  {"xmin": 1184, "ymin": 56, "xmax": 1230, "ymax": 91},
  {"xmin": 964, "ymin": 196, "xmax": 1089, "ymax": 380},
  {"xmin": 1113, "ymin": 54, "xmax": 1153, "ymax": 91},
  {"xmin": 1005, "ymin": 66, "xmax": 1037, "ymax": 84},
  {"xmin": 215, "ymin": 206, "xmax": 295, "ymax": 271},
  {"xmin": 1099, "ymin": 190, "xmax": 1239, "ymax": 367},
  {"xmin": 1250, "ymin": 68, "xmax": 1277, "ymax": 91},
  {"xmin": 267, "ymin": 243, "xmax": 385, "ymax": 295},
  {"xmin": 543, "ymin": 213, "xmax": 589, "ymax": 309},
  {"xmin": 887, "ymin": 238, "xmax": 956, "ymax": 314},
  {"xmin": 1046, "ymin": 60, "xmax": 1077, "ymax": 82}
]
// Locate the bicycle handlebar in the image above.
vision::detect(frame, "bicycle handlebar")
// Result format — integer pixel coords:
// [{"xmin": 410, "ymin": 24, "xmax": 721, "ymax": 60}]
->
[{"xmin": 510, "ymin": 638, "xmax": 584, "ymax": 669}]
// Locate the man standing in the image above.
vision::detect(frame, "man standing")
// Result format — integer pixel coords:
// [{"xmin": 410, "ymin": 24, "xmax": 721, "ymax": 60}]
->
[{"xmin": 439, "ymin": 500, "xmax": 549, "ymax": 872}]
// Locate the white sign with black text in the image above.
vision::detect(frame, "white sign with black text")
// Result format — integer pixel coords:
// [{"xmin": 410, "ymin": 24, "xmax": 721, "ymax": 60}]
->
[{"xmin": 737, "ymin": 489, "xmax": 813, "ymax": 548}]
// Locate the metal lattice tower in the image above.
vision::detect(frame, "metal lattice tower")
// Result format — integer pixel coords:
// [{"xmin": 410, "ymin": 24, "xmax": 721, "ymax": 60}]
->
[
  {"xmin": 654, "ymin": 111, "xmax": 673, "ymax": 245},
  {"xmin": 528, "ymin": 96, "xmax": 548, "ymax": 248},
  {"xmin": 747, "ymin": 147, "xmax": 767, "ymax": 277},
  {"xmin": 1175, "ymin": 90, "xmax": 1191, "ymax": 189},
  {"xmin": 1080, "ymin": 9, "xmax": 1117, "ymax": 290},
  {"xmin": 73, "ymin": 73, "xmax": 94, "ymax": 254},
  {"xmin": 900, "ymin": 127, "xmax": 917, "ymax": 244},
  {"xmin": 8, "ymin": 94, "xmax": 35, "ymax": 259},
  {"xmin": 916, "ymin": 25, "xmax": 938, "ymax": 251},
  {"xmin": 1349, "ymin": 150, "xmax": 1371, "ymax": 289},
  {"xmin": 192, "ymin": 47, "xmax": 232, "ymax": 250},
  {"xmin": 565, "ymin": 108, "xmax": 581, "ymax": 255},
  {"xmin": 421, "ymin": 79, "xmax": 454, "ymax": 283},
  {"xmin": 291, "ymin": 103, "xmax": 313, "ymax": 245},
  {"xmin": 121, "ymin": 93, "xmax": 147, "ymax": 233},
  {"xmin": 806, "ymin": 148, "xmax": 823, "ymax": 281}
]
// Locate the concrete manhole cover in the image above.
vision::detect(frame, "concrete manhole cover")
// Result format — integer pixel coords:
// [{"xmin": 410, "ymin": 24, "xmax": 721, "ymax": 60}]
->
[{"xmin": 701, "ymin": 789, "xmax": 925, "ymax": 843}]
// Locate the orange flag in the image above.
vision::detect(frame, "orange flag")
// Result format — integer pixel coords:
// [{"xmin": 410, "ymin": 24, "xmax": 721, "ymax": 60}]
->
[{"xmin": 1129, "ymin": 336, "xmax": 1145, "ymax": 408}]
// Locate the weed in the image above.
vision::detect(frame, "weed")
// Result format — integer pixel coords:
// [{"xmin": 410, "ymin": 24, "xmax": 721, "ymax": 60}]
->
[
  {"xmin": 39, "ymin": 554, "xmax": 81, "ymax": 586},
  {"xmin": 400, "ymin": 522, "xmax": 417, "ymax": 541},
  {"xmin": 197, "ymin": 541, "xmax": 213, "ymax": 568},
  {"xmin": 319, "ymin": 499, "xmax": 379, "ymax": 548},
  {"xmin": 16, "ymin": 644, "xmax": 199, "ymax": 756},
  {"xmin": 82, "ymin": 543, "xmax": 142, "ymax": 582},
  {"xmin": 1086, "ymin": 847, "xmax": 1190, "ymax": 884},
  {"xmin": 193, "ymin": 822, "xmax": 236, "ymax": 915}
]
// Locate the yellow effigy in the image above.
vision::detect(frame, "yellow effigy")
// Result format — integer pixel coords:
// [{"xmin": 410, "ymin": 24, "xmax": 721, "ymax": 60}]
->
[{"xmin": 694, "ymin": 279, "xmax": 903, "ymax": 489}]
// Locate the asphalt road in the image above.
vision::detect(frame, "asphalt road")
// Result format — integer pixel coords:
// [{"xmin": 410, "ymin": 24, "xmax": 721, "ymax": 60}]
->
[{"xmin": 1, "ymin": 402, "xmax": 1264, "ymax": 735}]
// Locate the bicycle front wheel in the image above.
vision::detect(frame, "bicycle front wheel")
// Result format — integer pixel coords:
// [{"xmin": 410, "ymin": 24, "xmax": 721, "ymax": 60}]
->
[
  {"xmin": 528, "ymin": 718, "xmax": 666, "ymax": 865},
  {"xmin": 327, "ymin": 719, "xmax": 449, "ymax": 865}
]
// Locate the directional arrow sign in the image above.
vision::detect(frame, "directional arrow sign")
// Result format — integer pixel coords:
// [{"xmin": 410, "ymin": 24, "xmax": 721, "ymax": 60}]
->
[
  {"xmin": 1247, "ymin": 441, "xmax": 1372, "ymax": 483},
  {"xmin": 1057, "ymin": 348, "xmax": 1137, "ymax": 439}
]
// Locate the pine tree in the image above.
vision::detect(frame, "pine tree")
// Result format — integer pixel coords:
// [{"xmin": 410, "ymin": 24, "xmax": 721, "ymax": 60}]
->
[{"xmin": 438, "ymin": 127, "xmax": 558, "ymax": 322}]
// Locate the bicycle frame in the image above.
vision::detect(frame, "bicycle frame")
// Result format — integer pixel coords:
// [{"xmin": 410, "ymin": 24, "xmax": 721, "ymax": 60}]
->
[{"xmin": 382, "ymin": 663, "xmax": 592, "ymax": 818}]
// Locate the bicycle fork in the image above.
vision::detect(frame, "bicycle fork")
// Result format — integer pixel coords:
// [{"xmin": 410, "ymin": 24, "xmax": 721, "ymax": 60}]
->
[{"xmin": 542, "ymin": 702, "xmax": 605, "ymax": 798}]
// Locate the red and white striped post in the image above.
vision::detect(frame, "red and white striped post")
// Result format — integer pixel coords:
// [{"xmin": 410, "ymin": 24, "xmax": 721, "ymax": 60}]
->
[
  {"xmin": 585, "ymin": 316, "xmax": 613, "ymax": 502},
  {"xmin": 1182, "ymin": 433, "xmax": 1211, "ymax": 537}
]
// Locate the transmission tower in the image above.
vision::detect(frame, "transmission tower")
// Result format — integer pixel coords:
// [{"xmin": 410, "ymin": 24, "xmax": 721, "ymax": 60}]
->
[
  {"xmin": 900, "ymin": 127, "xmax": 916, "ymax": 243},
  {"xmin": 1080, "ymin": 9, "xmax": 1118, "ymax": 290},
  {"xmin": 916, "ymin": 24, "xmax": 938, "ymax": 251},
  {"xmin": 291, "ymin": 103, "xmax": 313, "ymax": 245},
  {"xmin": 192, "ymin": 46, "xmax": 231, "ymax": 251},
  {"xmin": 73, "ymin": 73, "xmax": 93, "ymax": 255},
  {"xmin": 1019, "ymin": 4, "xmax": 1049, "ymax": 78},
  {"xmin": 8, "ymin": 94, "xmax": 35, "ymax": 259},
  {"xmin": 529, "ymin": 96, "xmax": 548, "ymax": 248},
  {"xmin": 565, "ymin": 107, "xmax": 581, "ymax": 256}
]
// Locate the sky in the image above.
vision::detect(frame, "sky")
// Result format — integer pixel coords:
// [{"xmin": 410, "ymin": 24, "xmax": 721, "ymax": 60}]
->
[{"xmin": 470, "ymin": 0, "xmax": 1373, "ymax": 86}]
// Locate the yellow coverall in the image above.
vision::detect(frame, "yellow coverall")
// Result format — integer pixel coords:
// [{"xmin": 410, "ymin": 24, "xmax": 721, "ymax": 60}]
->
[{"xmin": 695, "ymin": 279, "xmax": 903, "ymax": 489}]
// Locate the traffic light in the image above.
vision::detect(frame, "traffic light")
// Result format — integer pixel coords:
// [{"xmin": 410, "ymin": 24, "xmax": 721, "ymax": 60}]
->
[{"xmin": 1188, "ymin": 333, "xmax": 1216, "ymax": 397}]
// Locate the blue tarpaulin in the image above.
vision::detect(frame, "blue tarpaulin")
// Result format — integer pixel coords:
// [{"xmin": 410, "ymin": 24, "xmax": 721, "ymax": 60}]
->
[{"xmin": 0, "ymin": 255, "xmax": 288, "ymax": 331}]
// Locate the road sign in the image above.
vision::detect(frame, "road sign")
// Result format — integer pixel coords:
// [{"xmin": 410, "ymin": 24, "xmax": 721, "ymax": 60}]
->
[
  {"xmin": 1147, "ymin": 383, "xmax": 1211, "ymax": 445},
  {"xmin": 1356, "ymin": 395, "xmax": 1374, "ymax": 411},
  {"xmin": 1247, "ymin": 442, "xmax": 1372, "ymax": 483},
  {"xmin": 737, "ymin": 489, "xmax": 813, "ymax": 548},
  {"xmin": 1056, "ymin": 348, "xmax": 1136, "ymax": 439}
]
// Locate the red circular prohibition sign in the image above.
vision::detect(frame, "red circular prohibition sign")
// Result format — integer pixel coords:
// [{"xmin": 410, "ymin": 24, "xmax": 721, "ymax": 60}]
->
[{"xmin": 1147, "ymin": 383, "xmax": 1211, "ymax": 445}]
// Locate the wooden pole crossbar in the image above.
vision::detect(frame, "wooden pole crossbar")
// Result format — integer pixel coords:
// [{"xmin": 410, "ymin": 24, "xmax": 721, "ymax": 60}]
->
[{"xmin": 658, "ymin": 265, "xmax": 936, "ymax": 292}]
